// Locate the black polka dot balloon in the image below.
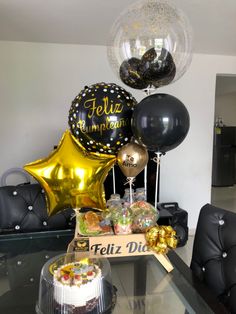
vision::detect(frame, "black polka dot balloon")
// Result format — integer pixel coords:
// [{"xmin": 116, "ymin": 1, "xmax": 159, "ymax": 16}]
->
[{"xmin": 68, "ymin": 82, "xmax": 137, "ymax": 154}]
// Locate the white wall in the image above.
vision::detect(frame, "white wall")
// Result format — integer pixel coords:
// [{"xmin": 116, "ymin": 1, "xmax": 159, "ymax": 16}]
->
[
  {"xmin": 215, "ymin": 92, "xmax": 236, "ymax": 126},
  {"xmin": 1, "ymin": 41, "xmax": 236, "ymax": 229}
]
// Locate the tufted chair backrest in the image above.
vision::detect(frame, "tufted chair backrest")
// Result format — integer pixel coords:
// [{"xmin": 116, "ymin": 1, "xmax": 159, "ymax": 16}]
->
[
  {"xmin": 191, "ymin": 203, "xmax": 236, "ymax": 313},
  {"xmin": 0, "ymin": 183, "xmax": 75, "ymax": 233}
]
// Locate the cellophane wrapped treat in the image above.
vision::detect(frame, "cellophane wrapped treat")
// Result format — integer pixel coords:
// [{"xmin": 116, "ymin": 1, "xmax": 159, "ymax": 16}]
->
[
  {"xmin": 130, "ymin": 201, "xmax": 159, "ymax": 233},
  {"xmin": 113, "ymin": 207, "xmax": 133, "ymax": 235},
  {"xmin": 105, "ymin": 194, "xmax": 123, "ymax": 223},
  {"xmin": 76, "ymin": 210, "xmax": 113, "ymax": 236}
]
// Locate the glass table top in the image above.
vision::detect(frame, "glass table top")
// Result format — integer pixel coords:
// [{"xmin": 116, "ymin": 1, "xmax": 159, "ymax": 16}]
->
[{"xmin": 0, "ymin": 230, "xmax": 228, "ymax": 314}]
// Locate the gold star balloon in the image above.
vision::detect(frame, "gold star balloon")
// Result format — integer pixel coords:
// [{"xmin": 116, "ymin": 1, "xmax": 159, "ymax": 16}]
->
[{"xmin": 24, "ymin": 130, "xmax": 116, "ymax": 216}]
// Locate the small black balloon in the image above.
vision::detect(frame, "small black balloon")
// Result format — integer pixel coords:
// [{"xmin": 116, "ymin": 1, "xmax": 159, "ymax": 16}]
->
[
  {"xmin": 139, "ymin": 48, "xmax": 157, "ymax": 76},
  {"xmin": 142, "ymin": 48, "xmax": 157, "ymax": 62},
  {"xmin": 140, "ymin": 48, "xmax": 176, "ymax": 88},
  {"xmin": 119, "ymin": 58, "xmax": 148, "ymax": 90},
  {"xmin": 131, "ymin": 93, "xmax": 190, "ymax": 153},
  {"xmin": 148, "ymin": 62, "xmax": 176, "ymax": 88}
]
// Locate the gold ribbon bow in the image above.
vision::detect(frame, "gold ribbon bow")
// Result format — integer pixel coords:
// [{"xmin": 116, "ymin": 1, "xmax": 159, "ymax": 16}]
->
[{"xmin": 145, "ymin": 225, "xmax": 178, "ymax": 254}]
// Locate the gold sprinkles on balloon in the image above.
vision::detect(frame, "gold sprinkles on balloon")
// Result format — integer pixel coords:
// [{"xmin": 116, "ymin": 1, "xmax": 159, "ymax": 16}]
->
[{"xmin": 68, "ymin": 82, "xmax": 137, "ymax": 154}]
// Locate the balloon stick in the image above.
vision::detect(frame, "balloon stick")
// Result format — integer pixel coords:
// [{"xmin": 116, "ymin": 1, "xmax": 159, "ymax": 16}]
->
[
  {"xmin": 154, "ymin": 152, "xmax": 162, "ymax": 209},
  {"xmin": 125, "ymin": 177, "xmax": 135, "ymax": 204},
  {"xmin": 144, "ymin": 165, "xmax": 147, "ymax": 200},
  {"xmin": 129, "ymin": 178, "xmax": 133, "ymax": 204},
  {"xmin": 112, "ymin": 166, "xmax": 116, "ymax": 194}
]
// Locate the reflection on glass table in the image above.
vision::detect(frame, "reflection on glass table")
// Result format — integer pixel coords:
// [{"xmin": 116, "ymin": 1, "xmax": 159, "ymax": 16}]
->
[{"xmin": 0, "ymin": 230, "xmax": 228, "ymax": 314}]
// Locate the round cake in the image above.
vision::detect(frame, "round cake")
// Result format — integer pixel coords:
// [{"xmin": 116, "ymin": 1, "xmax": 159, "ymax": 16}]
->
[{"xmin": 53, "ymin": 259, "xmax": 102, "ymax": 313}]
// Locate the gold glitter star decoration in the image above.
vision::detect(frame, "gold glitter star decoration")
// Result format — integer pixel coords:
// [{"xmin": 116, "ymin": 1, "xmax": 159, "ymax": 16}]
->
[{"xmin": 24, "ymin": 130, "xmax": 116, "ymax": 216}]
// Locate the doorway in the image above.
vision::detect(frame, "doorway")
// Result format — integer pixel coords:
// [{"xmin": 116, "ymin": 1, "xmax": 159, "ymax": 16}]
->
[{"xmin": 211, "ymin": 74, "xmax": 236, "ymax": 212}]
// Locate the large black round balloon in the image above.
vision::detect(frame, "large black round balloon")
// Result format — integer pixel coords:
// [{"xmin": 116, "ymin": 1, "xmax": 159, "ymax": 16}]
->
[
  {"xmin": 131, "ymin": 93, "xmax": 190, "ymax": 153},
  {"xmin": 68, "ymin": 82, "xmax": 137, "ymax": 154}
]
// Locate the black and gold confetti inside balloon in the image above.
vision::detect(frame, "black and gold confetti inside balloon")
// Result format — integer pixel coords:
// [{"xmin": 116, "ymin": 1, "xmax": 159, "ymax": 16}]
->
[
  {"xmin": 68, "ymin": 82, "xmax": 137, "ymax": 154},
  {"xmin": 119, "ymin": 48, "xmax": 176, "ymax": 90},
  {"xmin": 119, "ymin": 58, "xmax": 148, "ymax": 90}
]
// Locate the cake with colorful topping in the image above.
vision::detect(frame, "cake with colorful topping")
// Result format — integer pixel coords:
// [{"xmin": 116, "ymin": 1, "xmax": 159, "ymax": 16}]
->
[{"xmin": 53, "ymin": 258, "xmax": 102, "ymax": 313}]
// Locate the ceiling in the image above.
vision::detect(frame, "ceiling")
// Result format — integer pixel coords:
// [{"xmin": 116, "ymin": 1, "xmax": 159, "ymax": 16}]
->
[{"xmin": 0, "ymin": 0, "xmax": 236, "ymax": 56}]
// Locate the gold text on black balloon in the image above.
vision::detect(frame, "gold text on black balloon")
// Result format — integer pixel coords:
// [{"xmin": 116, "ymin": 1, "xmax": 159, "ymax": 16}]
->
[{"xmin": 83, "ymin": 97, "xmax": 123, "ymax": 118}]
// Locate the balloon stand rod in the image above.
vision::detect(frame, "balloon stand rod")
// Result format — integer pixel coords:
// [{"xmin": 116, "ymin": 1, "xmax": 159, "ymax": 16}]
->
[
  {"xmin": 144, "ymin": 165, "xmax": 147, "ymax": 201},
  {"xmin": 129, "ymin": 178, "xmax": 133, "ymax": 205},
  {"xmin": 154, "ymin": 152, "xmax": 162, "ymax": 210},
  {"xmin": 112, "ymin": 166, "xmax": 116, "ymax": 194}
]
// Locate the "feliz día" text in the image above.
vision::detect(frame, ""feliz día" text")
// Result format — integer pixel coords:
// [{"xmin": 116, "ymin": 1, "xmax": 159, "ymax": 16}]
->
[{"xmin": 90, "ymin": 241, "xmax": 149, "ymax": 255}]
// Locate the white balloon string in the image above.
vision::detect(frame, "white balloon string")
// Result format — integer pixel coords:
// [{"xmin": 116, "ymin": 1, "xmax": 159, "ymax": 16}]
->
[
  {"xmin": 145, "ymin": 87, "xmax": 151, "ymax": 96},
  {"xmin": 152, "ymin": 152, "xmax": 162, "ymax": 210},
  {"xmin": 144, "ymin": 85, "xmax": 155, "ymax": 96},
  {"xmin": 144, "ymin": 165, "xmax": 147, "ymax": 200},
  {"xmin": 124, "ymin": 177, "xmax": 135, "ymax": 186},
  {"xmin": 125, "ymin": 177, "xmax": 135, "ymax": 204},
  {"xmin": 112, "ymin": 166, "xmax": 116, "ymax": 194}
]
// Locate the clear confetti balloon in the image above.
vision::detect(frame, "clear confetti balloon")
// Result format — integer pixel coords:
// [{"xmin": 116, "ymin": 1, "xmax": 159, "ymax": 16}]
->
[{"xmin": 107, "ymin": 0, "xmax": 193, "ymax": 90}]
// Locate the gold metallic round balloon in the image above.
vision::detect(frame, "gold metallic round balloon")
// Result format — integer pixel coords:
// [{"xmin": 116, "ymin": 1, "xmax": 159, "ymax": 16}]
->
[
  {"xmin": 24, "ymin": 130, "xmax": 116, "ymax": 217},
  {"xmin": 117, "ymin": 142, "xmax": 148, "ymax": 178}
]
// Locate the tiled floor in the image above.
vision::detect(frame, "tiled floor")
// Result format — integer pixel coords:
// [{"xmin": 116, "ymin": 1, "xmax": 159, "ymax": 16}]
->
[
  {"xmin": 211, "ymin": 185, "xmax": 236, "ymax": 212},
  {"xmin": 175, "ymin": 235, "xmax": 194, "ymax": 266}
]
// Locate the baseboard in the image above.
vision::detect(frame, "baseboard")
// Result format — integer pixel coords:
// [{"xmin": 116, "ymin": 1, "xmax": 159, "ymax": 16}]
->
[{"xmin": 189, "ymin": 228, "xmax": 195, "ymax": 236}]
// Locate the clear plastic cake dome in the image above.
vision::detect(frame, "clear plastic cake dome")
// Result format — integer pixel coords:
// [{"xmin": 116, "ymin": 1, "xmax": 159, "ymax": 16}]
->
[{"xmin": 36, "ymin": 253, "xmax": 115, "ymax": 314}]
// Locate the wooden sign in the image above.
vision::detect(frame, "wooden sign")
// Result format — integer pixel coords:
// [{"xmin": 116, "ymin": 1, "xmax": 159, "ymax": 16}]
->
[{"xmin": 67, "ymin": 233, "xmax": 174, "ymax": 272}]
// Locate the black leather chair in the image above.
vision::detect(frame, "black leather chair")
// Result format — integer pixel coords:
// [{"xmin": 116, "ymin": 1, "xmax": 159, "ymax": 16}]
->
[
  {"xmin": 0, "ymin": 183, "xmax": 75, "ymax": 233},
  {"xmin": 191, "ymin": 203, "xmax": 236, "ymax": 313}
]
